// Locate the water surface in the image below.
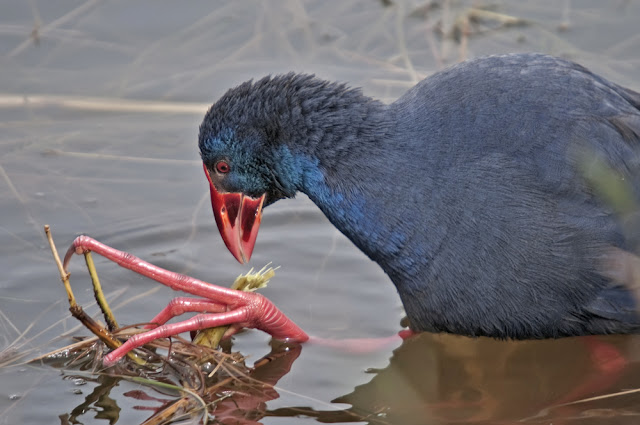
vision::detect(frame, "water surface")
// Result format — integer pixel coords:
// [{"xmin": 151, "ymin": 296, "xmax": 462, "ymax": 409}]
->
[{"xmin": 2, "ymin": 1, "xmax": 640, "ymax": 423}]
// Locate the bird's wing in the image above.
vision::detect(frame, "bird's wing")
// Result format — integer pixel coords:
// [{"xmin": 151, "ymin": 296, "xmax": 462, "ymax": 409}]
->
[{"xmin": 582, "ymin": 285, "xmax": 640, "ymax": 327}]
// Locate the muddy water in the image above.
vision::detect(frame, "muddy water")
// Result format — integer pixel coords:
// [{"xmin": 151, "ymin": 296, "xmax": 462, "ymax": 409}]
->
[{"xmin": 2, "ymin": 1, "xmax": 640, "ymax": 424}]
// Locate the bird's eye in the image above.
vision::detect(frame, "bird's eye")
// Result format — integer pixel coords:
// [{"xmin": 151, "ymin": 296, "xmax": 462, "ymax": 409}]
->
[{"xmin": 215, "ymin": 160, "xmax": 230, "ymax": 174}]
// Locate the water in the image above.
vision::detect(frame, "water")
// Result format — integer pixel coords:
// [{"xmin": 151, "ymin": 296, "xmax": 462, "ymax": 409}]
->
[{"xmin": 1, "ymin": 1, "xmax": 640, "ymax": 423}]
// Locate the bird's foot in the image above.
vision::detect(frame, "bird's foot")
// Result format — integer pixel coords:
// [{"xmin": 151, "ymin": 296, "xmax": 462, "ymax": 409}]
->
[{"xmin": 62, "ymin": 235, "xmax": 309, "ymax": 366}]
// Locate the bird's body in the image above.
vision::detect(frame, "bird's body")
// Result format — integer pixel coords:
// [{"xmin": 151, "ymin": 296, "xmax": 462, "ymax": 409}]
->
[{"xmin": 199, "ymin": 53, "xmax": 640, "ymax": 340}]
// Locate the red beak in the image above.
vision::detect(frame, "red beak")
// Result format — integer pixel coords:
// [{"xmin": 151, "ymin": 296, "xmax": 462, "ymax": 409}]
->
[{"xmin": 203, "ymin": 163, "xmax": 265, "ymax": 264}]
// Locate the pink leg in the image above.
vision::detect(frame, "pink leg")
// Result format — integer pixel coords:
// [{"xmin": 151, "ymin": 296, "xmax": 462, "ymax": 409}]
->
[
  {"xmin": 63, "ymin": 236, "xmax": 309, "ymax": 365},
  {"xmin": 144, "ymin": 297, "xmax": 227, "ymax": 329},
  {"xmin": 306, "ymin": 329, "xmax": 415, "ymax": 354},
  {"xmin": 105, "ymin": 309, "xmax": 254, "ymax": 366}
]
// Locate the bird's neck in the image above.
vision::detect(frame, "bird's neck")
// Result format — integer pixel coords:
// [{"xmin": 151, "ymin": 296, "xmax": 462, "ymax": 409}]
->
[
  {"xmin": 301, "ymin": 160, "xmax": 407, "ymax": 269},
  {"xmin": 280, "ymin": 93, "xmax": 408, "ymax": 270}
]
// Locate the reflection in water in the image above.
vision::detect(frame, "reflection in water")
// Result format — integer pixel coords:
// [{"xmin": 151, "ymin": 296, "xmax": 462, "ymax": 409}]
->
[
  {"xmin": 60, "ymin": 373, "xmax": 121, "ymax": 425},
  {"xmin": 57, "ymin": 333, "xmax": 640, "ymax": 424},
  {"xmin": 271, "ymin": 333, "xmax": 640, "ymax": 424},
  {"xmin": 59, "ymin": 341, "xmax": 302, "ymax": 425}
]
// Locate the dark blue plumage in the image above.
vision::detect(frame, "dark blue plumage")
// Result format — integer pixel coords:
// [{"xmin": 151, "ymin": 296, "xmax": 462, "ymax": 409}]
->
[{"xmin": 199, "ymin": 53, "xmax": 640, "ymax": 339}]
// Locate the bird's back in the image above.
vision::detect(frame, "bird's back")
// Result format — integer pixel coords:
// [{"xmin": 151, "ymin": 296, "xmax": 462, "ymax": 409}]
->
[{"xmin": 380, "ymin": 54, "xmax": 640, "ymax": 338}]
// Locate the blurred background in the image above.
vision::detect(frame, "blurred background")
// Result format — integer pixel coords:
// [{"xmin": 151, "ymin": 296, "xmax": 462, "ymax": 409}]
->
[{"xmin": 1, "ymin": 1, "xmax": 640, "ymax": 424}]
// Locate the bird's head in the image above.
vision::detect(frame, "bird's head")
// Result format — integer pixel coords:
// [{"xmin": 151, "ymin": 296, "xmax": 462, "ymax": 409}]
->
[
  {"xmin": 199, "ymin": 74, "xmax": 384, "ymax": 264},
  {"xmin": 198, "ymin": 75, "xmax": 309, "ymax": 264}
]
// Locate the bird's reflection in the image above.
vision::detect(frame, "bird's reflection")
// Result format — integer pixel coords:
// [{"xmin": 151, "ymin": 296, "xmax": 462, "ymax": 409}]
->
[{"xmin": 268, "ymin": 333, "xmax": 640, "ymax": 424}]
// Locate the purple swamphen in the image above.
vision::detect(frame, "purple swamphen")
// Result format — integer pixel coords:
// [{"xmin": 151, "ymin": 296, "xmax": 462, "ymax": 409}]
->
[{"xmin": 65, "ymin": 53, "xmax": 640, "ymax": 365}]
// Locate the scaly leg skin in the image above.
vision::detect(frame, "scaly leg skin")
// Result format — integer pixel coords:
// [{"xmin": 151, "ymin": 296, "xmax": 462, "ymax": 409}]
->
[
  {"xmin": 144, "ymin": 297, "xmax": 228, "ymax": 329},
  {"xmin": 62, "ymin": 235, "xmax": 309, "ymax": 366}
]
